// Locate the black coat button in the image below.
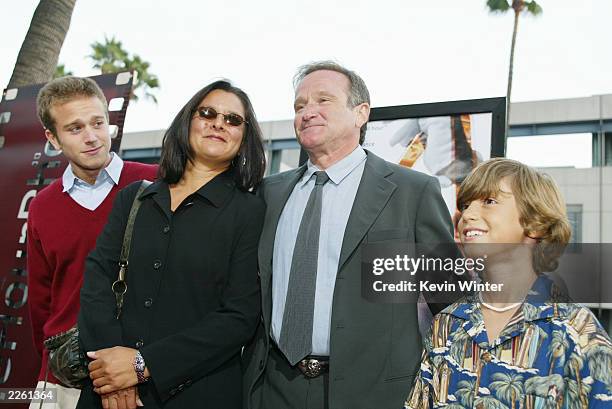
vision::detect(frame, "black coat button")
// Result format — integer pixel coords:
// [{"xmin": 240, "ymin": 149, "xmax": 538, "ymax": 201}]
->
[
  {"xmin": 144, "ymin": 298, "xmax": 153, "ymax": 308},
  {"xmin": 135, "ymin": 340, "xmax": 144, "ymax": 348},
  {"xmin": 169, "ymin": 388, "xmax": 176, "ymax": 396},
  {"xmin": 153, "ymin": 260, "xmax": 162, "ymax": 269},
  {"xmin": 163, "ymin": 225, "xmax": 170, "ymax": 234},
  {"xmin": 177, "ymin": 384, "xmax": 184, "ymax": 392},
  {"xmin": 185, "ymin": 380, "xmax": 192, "ymax": 387}
]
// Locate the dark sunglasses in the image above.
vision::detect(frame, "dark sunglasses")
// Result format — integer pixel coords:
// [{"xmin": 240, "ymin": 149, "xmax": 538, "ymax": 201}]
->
[{"xmin": 195, "ymin": 106, "xmax": 247, "ymax": 127}]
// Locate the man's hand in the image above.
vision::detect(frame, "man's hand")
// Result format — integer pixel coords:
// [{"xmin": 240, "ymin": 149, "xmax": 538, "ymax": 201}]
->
[
  {"xmin": 100, "ymin": 387, "xmax": 143, "ymax": 409},
  {"xmin": 88, "ymin": 346, "xmax": 139, "ymax": 394}
]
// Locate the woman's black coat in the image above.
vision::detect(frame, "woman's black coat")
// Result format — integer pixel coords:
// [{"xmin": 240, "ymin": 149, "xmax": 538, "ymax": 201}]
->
[{"xmin": 77, "ymin": 172, "xmax": 264, "ymax": 408}]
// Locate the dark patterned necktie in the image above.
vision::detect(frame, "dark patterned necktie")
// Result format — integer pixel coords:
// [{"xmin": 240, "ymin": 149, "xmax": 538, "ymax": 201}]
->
[{"xmin": 278, "ymin": 171, "xmax": 330, "ymax": 365}]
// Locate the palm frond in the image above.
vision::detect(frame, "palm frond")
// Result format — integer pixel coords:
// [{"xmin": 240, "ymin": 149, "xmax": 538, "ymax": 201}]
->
[
  {"xmin": 88, "ymin": 36, "xmax": 160, "ymax": 103},
  {"xmin": 486, "ymin": 0, "xmax": 511, "ymax": 13},
  {"xmin": 525, "ymin": 1, "xmax": 543, "ymax": 16}
]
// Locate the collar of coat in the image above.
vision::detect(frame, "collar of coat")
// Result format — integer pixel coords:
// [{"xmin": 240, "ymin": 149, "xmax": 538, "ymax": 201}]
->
[{"xmin": 139, "ymin": 169, "xmax": 236, "ymax": 209}]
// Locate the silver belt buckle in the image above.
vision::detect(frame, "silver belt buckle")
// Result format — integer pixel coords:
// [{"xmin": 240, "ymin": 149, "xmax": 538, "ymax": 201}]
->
[{"xmin": 302, "ymin": 358, "xmax": 323, "ymax": 378}]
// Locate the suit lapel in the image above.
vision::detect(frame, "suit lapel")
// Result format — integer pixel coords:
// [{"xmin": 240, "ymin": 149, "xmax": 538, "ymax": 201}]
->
[{"xmin": 337, "ymin": 153, "xmax": 396, "ymax": 271}]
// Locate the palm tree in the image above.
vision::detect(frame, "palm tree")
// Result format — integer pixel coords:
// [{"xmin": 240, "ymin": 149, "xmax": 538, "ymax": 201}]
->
[
  {"xmin": 490, "ymin": 372, "xmax": 524, "ymax": 409},
  {"xmin": 475, "ymin": 395, "xmax": 509, "ymax": 409},
  {"xmin": 564, "ymin": 352, "xmax": 587, "ymax": 406},
  {"xmin": 456, "ymin": 379, "xmax": 477, "ymax": 408},
  {"xmin": 485, "ymin": 0, "xmax": 543, "ymax": 138},
  {"xmin": 565, "ymin": 378, "xmax": 591, "ymax": 409},
  {"xmin": 8, "ymin": 0, "xmax": 77, "ymax": 87},
  {"xmin": 586, "ymin": 343, "xmax": 612, "ymax": 386},
  {"xmin": 450, "ymin": 328, "xmax": 471, "ymax": 365},
  {"xmin": 525, "ymin": 374, "xmax": 564, "ymax": 407},
  {"xmin": 89, "ymin": 36, "xmax": 160, "ymax": 103},
  {"xmin": 564, "ymin": 379, "xmax": 580, "ymax": 409},
  {"xmin": 547, "ymin": 330, "xmax": 569, "ymax": 374}
]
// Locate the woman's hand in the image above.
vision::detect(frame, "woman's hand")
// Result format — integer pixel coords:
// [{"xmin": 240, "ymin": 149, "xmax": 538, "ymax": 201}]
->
[
  {"xmin": 88, "ymin": 346, "xmax": 139, "ymax": 394},
  {"xmin": 100, "ymin": 386, "xmax": 143, "ymax": 409}
]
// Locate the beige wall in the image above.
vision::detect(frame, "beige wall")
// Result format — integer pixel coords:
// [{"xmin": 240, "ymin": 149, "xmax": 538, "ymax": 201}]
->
[{"xmin": 537, "ymin": 166, "xmax": 612, "ymax": 243}]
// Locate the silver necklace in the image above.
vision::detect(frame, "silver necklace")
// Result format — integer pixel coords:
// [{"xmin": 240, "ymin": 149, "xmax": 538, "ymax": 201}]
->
[{"xmin": 478, "ymin": 292, "xmax": 522, "ymax": 312}]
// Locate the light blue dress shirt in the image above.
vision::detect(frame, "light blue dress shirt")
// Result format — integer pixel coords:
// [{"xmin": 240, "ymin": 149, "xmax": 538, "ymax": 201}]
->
[
  {"xmin": 62, "ymin": 152, "xmax": 123, "ymax": 210},
  {"xmin": 271, "ymin": 146, "xmax": 367, "ymax": 356}
]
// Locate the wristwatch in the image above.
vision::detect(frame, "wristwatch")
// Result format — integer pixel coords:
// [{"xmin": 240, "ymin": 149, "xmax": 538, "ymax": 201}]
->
[{"xmin": 134, "ymin": 350, "xmax": 148, "ymax": 383}]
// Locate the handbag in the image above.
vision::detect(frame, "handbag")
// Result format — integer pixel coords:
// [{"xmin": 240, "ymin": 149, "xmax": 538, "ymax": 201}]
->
[{"xmin": 43, "ymin": 180, "xmax": 152, "ymax": 388}]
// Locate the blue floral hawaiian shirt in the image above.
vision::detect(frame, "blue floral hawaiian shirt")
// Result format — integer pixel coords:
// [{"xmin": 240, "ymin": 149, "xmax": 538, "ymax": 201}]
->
[{"xmin": 404, "ymin": 276, "xmax": 612, "ymax": 408}]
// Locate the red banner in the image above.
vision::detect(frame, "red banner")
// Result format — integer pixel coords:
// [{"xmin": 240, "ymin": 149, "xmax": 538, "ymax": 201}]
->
[{"xmin": 0, "ymin": 72, "xmax": 133, "ymax": 404}]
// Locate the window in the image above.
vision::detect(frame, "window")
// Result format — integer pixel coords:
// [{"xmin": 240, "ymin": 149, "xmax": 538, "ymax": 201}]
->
[
  {"xmin": 566, "ymin": 204, "xmax": 583, "ymax": 243},
  {"xmin": 268, "ymin": 148, "xmax": 300, "ymax": 175}
]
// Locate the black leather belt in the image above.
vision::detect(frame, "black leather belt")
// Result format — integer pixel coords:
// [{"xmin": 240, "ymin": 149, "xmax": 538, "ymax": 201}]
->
[{"xmin": 297, "ymin": 356, "xmax": 329, "ymax": 378}]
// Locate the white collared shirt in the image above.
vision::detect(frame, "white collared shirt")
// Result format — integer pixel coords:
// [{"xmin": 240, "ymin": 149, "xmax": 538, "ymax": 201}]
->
[
  {"xmin": 271, "ymin": 146, "xmax": 367, "ymax": 355},
  {"xmin": 62, "ymin": 153, "xmax": 123, "ymax": 210}
]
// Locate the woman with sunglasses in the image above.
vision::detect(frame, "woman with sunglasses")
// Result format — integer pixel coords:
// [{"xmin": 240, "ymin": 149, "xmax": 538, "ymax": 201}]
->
[{"xmin": 76, "ymin": 80, "xmax": 266, "ymax": 409}]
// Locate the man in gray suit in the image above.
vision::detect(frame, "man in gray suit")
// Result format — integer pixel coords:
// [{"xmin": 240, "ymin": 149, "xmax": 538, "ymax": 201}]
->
[{"xmin": 243, "ymin": 61, "xmax": 456, "ymax": 409}]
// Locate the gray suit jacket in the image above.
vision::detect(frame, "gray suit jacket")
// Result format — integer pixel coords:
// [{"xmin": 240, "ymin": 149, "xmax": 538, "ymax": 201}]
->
[{"xmin": 243, "ymin": 151, "xmax": 455, "ymax": 409}]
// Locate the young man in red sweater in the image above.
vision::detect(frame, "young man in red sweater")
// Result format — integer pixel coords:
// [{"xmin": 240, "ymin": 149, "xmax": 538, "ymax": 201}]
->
[{"xmin": 27, "ymin": 76, "xmax": 157, "ymax": 409}]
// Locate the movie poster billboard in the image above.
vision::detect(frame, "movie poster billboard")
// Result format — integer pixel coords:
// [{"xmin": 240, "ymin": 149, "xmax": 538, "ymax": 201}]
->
[
  {"xmin": 363, "ymin": 97, "xmax": 506, "ymax": 216},
  {"xmin": 0, "ymin": 72, "xmax": 133, "ymax": 403}
]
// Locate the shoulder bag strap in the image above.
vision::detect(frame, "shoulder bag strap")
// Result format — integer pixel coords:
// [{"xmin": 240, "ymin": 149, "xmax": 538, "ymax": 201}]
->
[{"xmin": 112, "ymin": 180, "xmax": 153, "ymax": 319}]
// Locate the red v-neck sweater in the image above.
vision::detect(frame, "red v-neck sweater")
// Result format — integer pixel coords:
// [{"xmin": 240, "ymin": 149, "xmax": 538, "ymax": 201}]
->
[{"xmin": 27, "ymin": 161, "xmax": 158, "ymax": 383}]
